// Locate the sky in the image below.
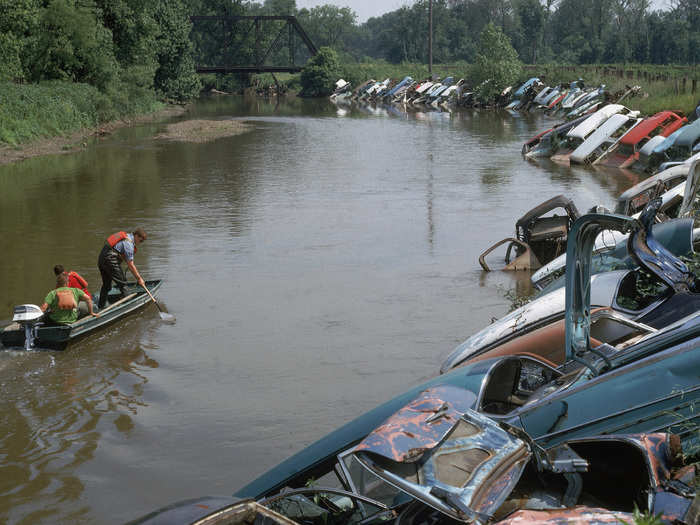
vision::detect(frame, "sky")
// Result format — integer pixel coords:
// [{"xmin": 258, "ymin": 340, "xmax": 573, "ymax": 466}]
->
[
  {"xmin": 295, "ymin": 0, "xmax": 672, "ymax": 24},
  {"xmin": 295, "ymin": 0, "xmax": 408, "ymax": 23}
]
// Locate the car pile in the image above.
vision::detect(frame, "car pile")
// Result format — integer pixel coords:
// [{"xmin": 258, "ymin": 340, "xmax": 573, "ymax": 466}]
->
[
  {"xmin": 483, "ymin": 73, "xmax": 700, "ymax": 289},
  {"xmin": 131, "ymin": 193, "xmax": 700, "ymax": 523},
  {"xmin": 518, "ymin": 77, "xmax": 697, "ymax": 171},
  {"xmin": 331, "ymin": 75, "xmax": 700, "ymax": 177},
  {"xmin": 330, "ymin": 76, "xmax": 473, "ymax": 109}
]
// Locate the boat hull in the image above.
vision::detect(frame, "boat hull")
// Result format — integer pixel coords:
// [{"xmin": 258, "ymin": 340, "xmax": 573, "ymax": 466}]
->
[{"xmin": 1, "ymin": 280, "xmax": 162, "ymax": 350}]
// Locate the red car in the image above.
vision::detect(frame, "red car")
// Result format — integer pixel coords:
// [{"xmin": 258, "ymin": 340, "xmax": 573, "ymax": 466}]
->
[{"xmin": 596, "ymin": 110, "xmax": 687, "ymax": 168}]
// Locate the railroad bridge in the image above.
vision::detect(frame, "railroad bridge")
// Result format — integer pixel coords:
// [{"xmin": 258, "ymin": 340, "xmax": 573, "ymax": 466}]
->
[{"xmin": 190, "ymin": 15, "xmax": 318, "ymax": 74}]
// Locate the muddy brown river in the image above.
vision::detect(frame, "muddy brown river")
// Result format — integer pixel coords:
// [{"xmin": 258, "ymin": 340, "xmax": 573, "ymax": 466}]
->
[{"xmin": 0, "ymin": 96, "xmax": 641, "ymax": 523}]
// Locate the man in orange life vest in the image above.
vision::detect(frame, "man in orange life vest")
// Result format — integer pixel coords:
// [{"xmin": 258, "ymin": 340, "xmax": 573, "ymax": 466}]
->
[
  {"xmin": 53, "ymin": 265, "xmax": 92, "ymax": 299},
  {"xmin": 97, "ymin": 228, "xmax": 147, "ymax": 309}
]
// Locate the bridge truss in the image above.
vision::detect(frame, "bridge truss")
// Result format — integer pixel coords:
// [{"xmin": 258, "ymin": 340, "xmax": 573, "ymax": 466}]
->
[{"xmin": 190, "ymin": 15, "xmax": 318, "ymax": 74}]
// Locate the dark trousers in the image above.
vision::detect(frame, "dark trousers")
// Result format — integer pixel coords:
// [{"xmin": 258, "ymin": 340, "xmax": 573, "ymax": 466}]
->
[{"xmin": 97, "ymin": 244, "xmax": 128, "ymax": 308}]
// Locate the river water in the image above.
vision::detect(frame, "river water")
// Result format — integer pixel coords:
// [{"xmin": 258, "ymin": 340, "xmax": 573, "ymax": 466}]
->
[{"xmin": 0, "ymin": 96, "xmax": 640, "ymax": 523}]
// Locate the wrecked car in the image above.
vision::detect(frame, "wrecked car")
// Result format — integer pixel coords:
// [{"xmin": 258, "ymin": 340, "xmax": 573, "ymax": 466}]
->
[
  {"xmin": 448, "ymin": 201, "xmax": 700, "ymax": 372},
  {"xmin": 130, "ymin": 401, "xmax": 698, "ymax": 525},
  {"xmin": 351, "ymin": 388, "xmax": 697, "ymax": 524},
  {"xmin": 595, "ymin": 110, "xmax": 687, "ymax": 169},
  {"xmin": 649, "ymin": 119, "xmax": 700, "ymax": 170},
  {"xmin": 550, "ymin": 104, "xmax": 632, "ymax": 163},
  {"xmin": 531, "ymin": 157, "xmax": 700, "ymax": 288},
  {"xmin": 569, "ymin": 112, "xmax": 641, "ymax": 164},
  {"xmin": 522, "ymin": 114, "xmax": 591, "ymax": 158},
  {"xmin": 479, "ymin": 195, "xmax": 580, "ymax": 271}
]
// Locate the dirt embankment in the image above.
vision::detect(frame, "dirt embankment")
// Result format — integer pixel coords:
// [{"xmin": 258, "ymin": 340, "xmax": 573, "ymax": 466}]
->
[{"xmin": 0, "ymin": 105, "xmax": 188, "ymax": 166}]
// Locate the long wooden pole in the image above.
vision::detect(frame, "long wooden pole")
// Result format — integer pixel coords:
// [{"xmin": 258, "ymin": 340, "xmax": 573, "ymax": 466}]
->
[{"xmin": 428, "ymin": 0, "xmax": 433, "ymax": 78}]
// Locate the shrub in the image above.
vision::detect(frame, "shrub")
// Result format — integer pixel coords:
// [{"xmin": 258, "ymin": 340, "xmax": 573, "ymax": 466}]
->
[
  {"xmin": 300, "ymin": 47, "xmax": 342, "ymax": 97},
  {"xmin": 470, "ymin": 23, "xmax": 522, "ymax": 102}
]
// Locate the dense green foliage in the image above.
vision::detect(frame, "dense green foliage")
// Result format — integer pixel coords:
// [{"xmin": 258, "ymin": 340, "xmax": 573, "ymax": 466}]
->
[
  {"xmin": 0, "ymin": 0, "xmax": 202, "ymax": 145},
  {"xmin": 0, "ymin": 80, "xmax": 162, "ymax": 145},
  {"xmin": 470, "ymin": 23, "xmax": 522, "ymax": 100},
  {"xmin": 317, "ymin": 0, "xmax": 700, "ymax": 66},
  {"xmin": 300, "ymin": 47, "xmax": 342, "ymax": 96},
  {"xmin": 0, "ymin": 0, "xmax": 200, "ymax": 99}
]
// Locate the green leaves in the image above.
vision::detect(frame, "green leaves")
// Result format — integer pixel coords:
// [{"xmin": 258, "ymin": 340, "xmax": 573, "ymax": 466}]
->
[
  {"xmin": 300, "ymin": 47, "xmax": 342, "ymax": 97},
  {"xmin": 151, "ymin": 0, "xmax": 201, "ymax": 101},
  {"xmin": 297, "ymin": 5, "xmax": 357, "ymax": 49},
  {"xmin": 470, "ymin": 23, "xmax": 522, "ymax": 103},
  {"xmin": 31, "ymin": 0, "xmax": 118, "ymax": 90}
]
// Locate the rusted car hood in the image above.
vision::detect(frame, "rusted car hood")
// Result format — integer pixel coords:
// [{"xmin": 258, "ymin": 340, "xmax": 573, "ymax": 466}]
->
[{"xmin": 353, "ymin": 385, "xmax": 531, "ymax": 523}]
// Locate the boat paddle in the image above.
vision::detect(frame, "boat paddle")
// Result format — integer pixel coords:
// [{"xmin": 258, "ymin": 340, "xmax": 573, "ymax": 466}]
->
[{"xmin": 142, "ymin": 284, "xmax": 175, "ymax": 322}]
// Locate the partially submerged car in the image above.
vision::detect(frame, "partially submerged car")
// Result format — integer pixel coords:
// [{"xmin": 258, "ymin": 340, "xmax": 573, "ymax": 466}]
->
[
  {"xmin": 521, "ymin": 114, "xmax": 591, "ymax": 158},
  {"xmin": 531, "ymin": 157, "xmax": 700, "ymax": 288},
  {"xmin": 351, "ymin": 389, "xmax": 696, "ymax": 524},
  {"xmin": 595, "ymin": 110, "xmax": 687, "ymax": 169},
  {"xmin": 479, "ymin": 195, "xmax": 580, "ymax": 271},
  {"xmin": 649, "ymin": 119, "xmax": 700, "ymax": 170},
  {"xmin": 551, "ymin": 104, "xmax": 632, "ymax": 163},
  {"xmin": 615, "ymin": 162, "xmax": 692, "ymax": 217},
  {"xmin": 452, "ymin": 222, "xmax": 696, "ymax": 372},
  {"xmin": 569, "ymin": 111, "xmax": 641, "ymax": 164},
  {"xmin": 450, "ymin": 201, "xmax": 700, "ymax": 372},
  {"xmin": 505, "ymin": 78, "xmax": 542, "ymax": 111}
]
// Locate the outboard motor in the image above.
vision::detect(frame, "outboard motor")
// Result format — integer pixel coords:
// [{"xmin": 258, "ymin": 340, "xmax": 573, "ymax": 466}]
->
[{"xmin": 12, "ymin": 304, "xmax": 44, "ymax": 350}]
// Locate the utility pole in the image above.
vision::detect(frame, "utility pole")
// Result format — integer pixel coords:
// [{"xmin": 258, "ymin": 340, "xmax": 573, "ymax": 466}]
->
[{"xmin": 428, "ymin": 0, "xmax": 433, "ymax": 78}]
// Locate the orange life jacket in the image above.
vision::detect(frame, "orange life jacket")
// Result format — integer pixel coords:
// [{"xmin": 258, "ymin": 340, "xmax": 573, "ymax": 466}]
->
[
  {"xmin": 107, "ymin": 231, "xmax": 129, "ymax": 247},
  {"xmin": 67, "ymin": 271, "xmax": 91, "ymax": 299}
]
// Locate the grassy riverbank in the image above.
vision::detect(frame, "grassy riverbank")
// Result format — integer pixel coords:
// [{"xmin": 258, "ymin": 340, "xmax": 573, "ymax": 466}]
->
[
  {"xmin": 527, "ymin": 64, "xmax": 700, "ymax": 115},
  {"xmin": 0, "ymin": 81, "xmax": 163, "ymax": 147}
]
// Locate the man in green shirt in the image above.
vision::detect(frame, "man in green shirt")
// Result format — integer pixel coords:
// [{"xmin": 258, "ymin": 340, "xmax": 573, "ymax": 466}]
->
[{"xmin": 41, "ymin": 273, "xmax": 98, "ymax": 324}]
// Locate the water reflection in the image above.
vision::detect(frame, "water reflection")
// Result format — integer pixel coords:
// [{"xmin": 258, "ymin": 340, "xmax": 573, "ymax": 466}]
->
[{"xmin": 0, "ymin": 316, "xmax": 158, "ymax": 522}]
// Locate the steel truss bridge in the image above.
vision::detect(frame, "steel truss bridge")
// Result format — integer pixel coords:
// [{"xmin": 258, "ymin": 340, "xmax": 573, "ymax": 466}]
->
[{"xmin": 190, "ymin": 15, "xmax": 318, "ymax": 74}]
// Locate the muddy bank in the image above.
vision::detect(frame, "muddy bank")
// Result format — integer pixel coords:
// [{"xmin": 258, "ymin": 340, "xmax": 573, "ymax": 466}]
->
[
  {"xmin": 0, "ymin": 105, "xmax": 187, "ymax": 166},
  {"xmin": 155, "ymin": 119, "xmax": 252, "ymax": 143}
]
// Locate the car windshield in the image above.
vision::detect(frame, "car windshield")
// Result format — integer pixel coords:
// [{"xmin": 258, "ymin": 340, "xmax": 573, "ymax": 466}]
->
[{"xmin": 337, "ymin": 450, "xmax": 410, "ymax": 509}]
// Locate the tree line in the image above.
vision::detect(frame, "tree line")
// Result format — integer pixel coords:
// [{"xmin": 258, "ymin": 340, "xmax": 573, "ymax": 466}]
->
[
  {"xmin": 311, "ymin": 0, "xmax": 699, "ymax": 67},
  {"xmin": 0, "ymin": 0, "xmax": 205, "ymax": 102},
  {"xmin": 1, "ymin": 0, "xmax": 697, "ymax": 107}
]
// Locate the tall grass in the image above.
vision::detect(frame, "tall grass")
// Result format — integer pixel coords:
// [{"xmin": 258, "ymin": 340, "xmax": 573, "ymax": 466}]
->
[
  {"xmin": 527, "ymin": 64, "xmax": 700, "ymax": 115},
  {"xmin": 0, "ymin": 81, "xmax": 162, "ymax": 146}
]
